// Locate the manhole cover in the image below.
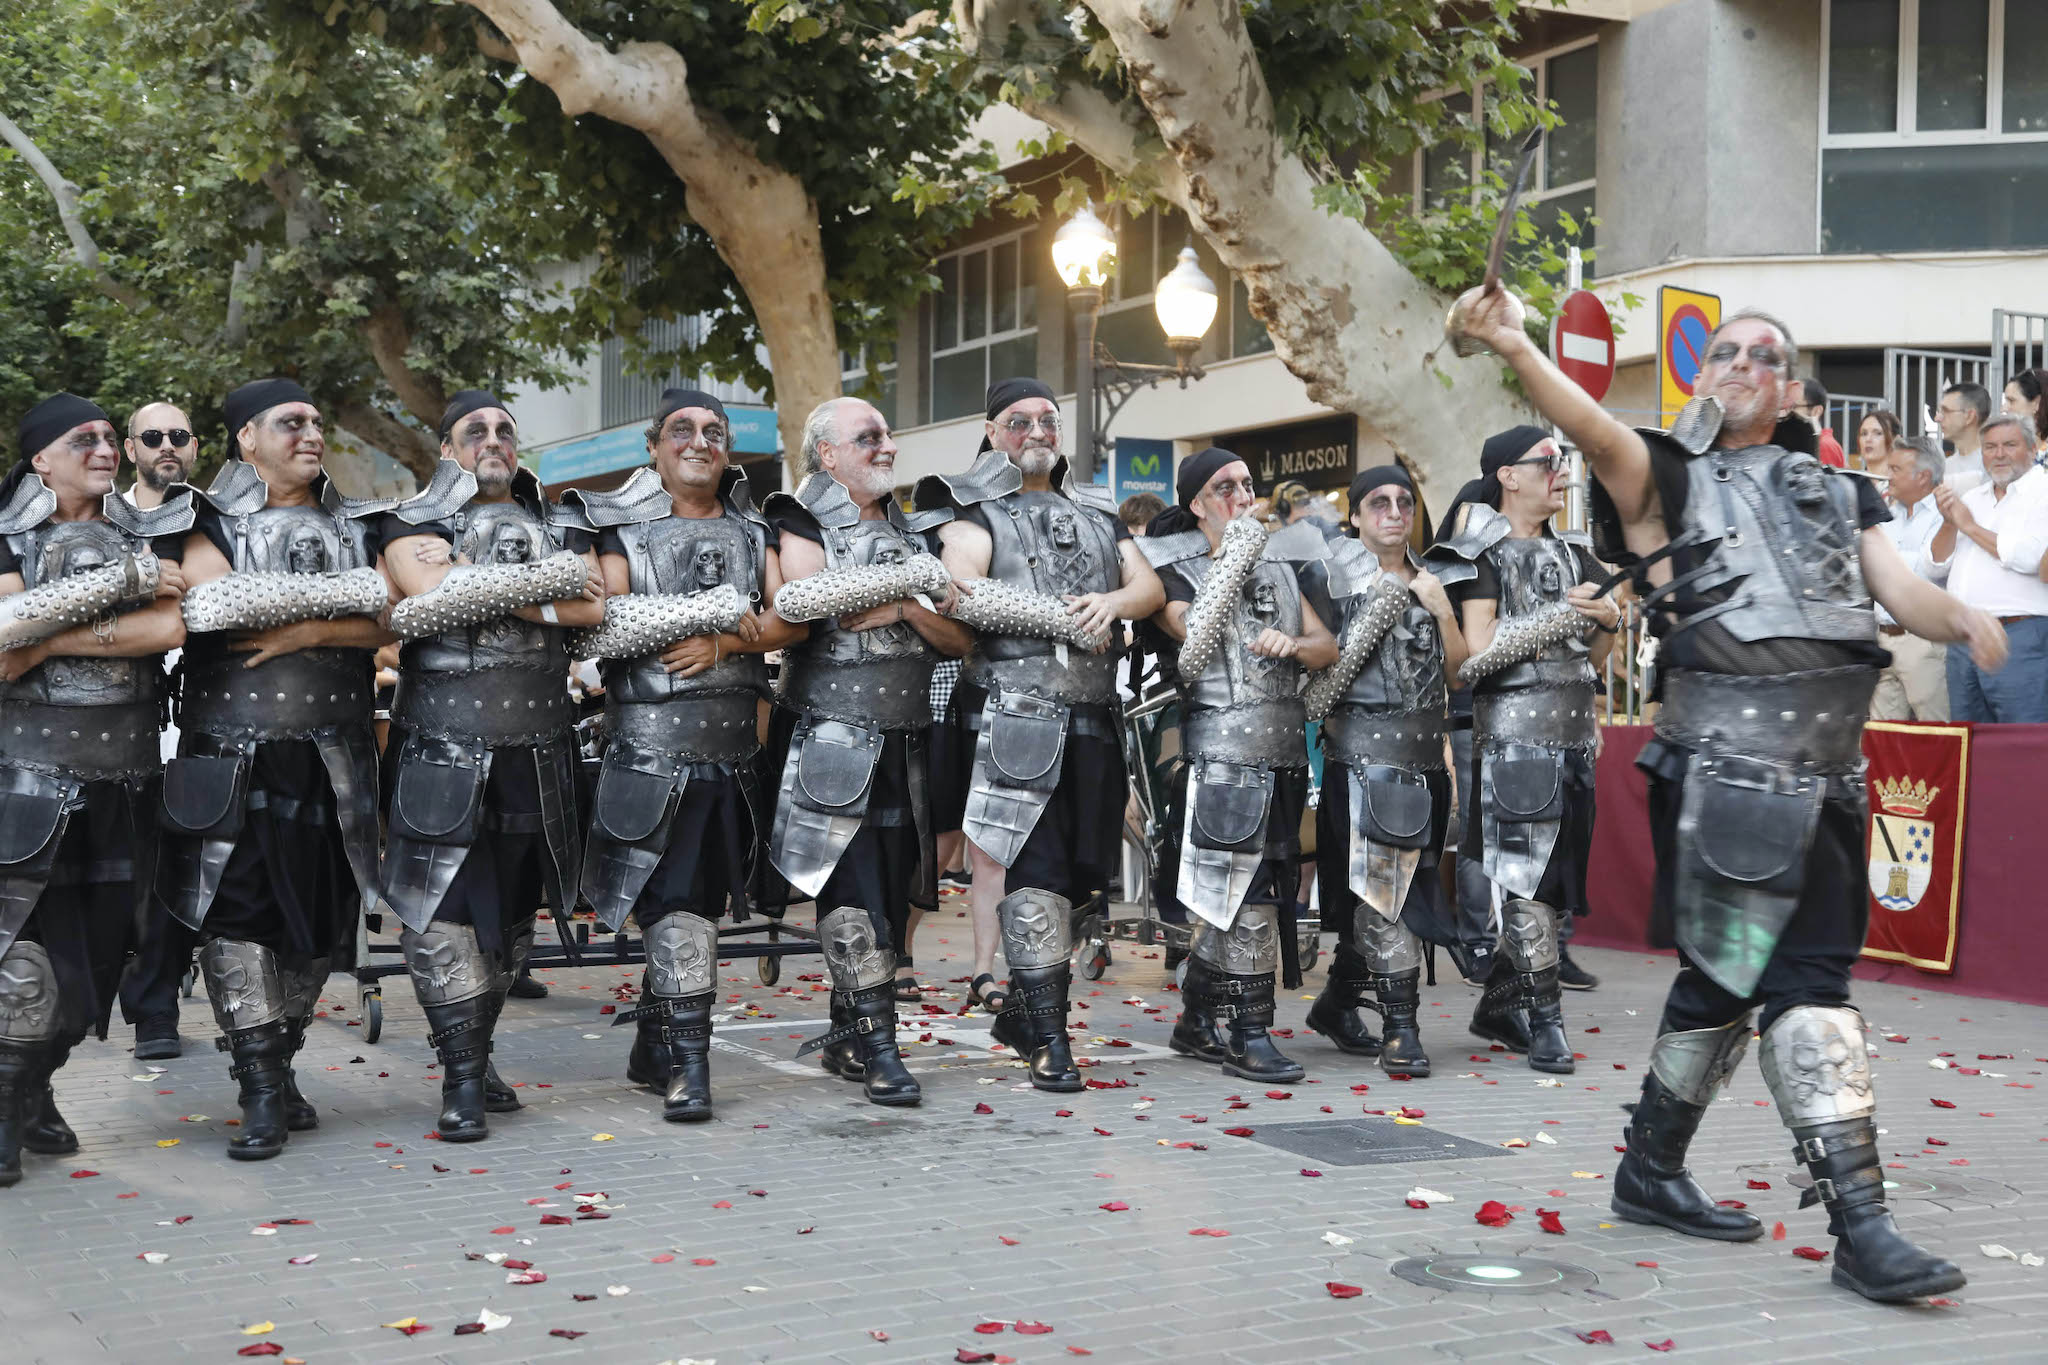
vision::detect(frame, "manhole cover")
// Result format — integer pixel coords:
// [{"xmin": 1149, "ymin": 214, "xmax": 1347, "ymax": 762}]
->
[
  {"xmin": 1390, "ymin": 1255, "xmax": 1599, "ymax": 1295},
  {"xmin": 1239, "ymin": 1118, "xmax": 1514, "ymax": 1166}
]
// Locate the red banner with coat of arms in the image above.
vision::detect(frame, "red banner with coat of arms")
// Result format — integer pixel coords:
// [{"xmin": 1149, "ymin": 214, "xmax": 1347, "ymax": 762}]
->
[{"xmin": 1860, "ymin": 722, "xmax": 1971, "ymax": 973}]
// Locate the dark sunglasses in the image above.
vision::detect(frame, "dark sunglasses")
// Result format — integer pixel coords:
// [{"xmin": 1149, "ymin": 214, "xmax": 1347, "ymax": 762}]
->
[{"xmin": 136, "ymin": 428, "xmax": 192, "ymax": 451}]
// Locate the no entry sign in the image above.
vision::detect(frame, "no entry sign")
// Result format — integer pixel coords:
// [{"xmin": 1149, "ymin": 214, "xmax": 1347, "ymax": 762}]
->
[{"xmin": 1548, "ymin": 289, "xmax": 1614, "ymax": 400}]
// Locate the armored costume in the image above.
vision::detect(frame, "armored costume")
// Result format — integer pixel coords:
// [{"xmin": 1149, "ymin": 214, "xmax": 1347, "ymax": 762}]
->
[
  {"xmin": 162, "ymin": 447, "xmax": 388, "ymax": 1161},
  {"xmin": 766, "ymin": 471, "xmax": 951, "ymax": 1107},
  {"xmin": 912, "ymin": 449, "xmax": 1127, "ymax": 1092},
  {"xmin": 1426, "ymin": 500, "xmax": 1597, "ymax": 1074},
  {"xmin": 1594, "ymin": 405, "xmax": 1963, "ymax": 1301},
  {"xmin": 1147, "ymin": 516, "xmax": 1327, "ymax": 1084},
  {"xmin": 1302, "ymin": 538, "xmax": 1453, "ymax": 1076},
  {"xmin": 574, "ymin": 465, "xmax": 768, "ymax": 1122},
  {"xmin": 381, "ymin": 458, "xmax": 591, "ymax": 1141},
  {"xmin": 0, "ymin": 447, "xmax": 191, "ymax": 1187}
]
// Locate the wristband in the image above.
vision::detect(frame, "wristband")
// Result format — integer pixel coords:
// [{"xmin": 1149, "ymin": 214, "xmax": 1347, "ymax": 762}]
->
[{"xmin": 540, "ymin": 602, "xmax": 560, "ymax": 625}]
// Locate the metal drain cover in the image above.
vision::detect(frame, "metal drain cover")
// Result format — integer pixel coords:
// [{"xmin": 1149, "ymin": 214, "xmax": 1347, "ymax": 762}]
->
[
  {"xmin": 1390, "ymin": 1255, "xmax": 1599, "ymax": 1295},
  {"xmin": 1239, "ymin": 1117, "xmax": 1515, "ymax": 1166}
]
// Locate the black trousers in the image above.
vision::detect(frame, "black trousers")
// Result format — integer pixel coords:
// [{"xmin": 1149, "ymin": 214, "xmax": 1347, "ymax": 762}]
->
[
  {"xmin": 120, "ymin": 900, "xmax": 197, "ymax": 1026},
  {"xmin": 628, "ymin": 763, "xmax": 754, "ymax": 930},
  {"xmin": 1314, "ymin": 758, "xmax": 1453, "ymax": 950}
]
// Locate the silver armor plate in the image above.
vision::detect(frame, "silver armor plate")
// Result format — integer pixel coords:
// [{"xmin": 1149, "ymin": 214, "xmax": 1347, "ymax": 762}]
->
[
  {"xmin": 199, "ymin": 938, "xmax": 288, "ymax": 1033},
  {"xmin": 1759, "ymin": 1005, "xmax": 1875, "ymax": 1126}
]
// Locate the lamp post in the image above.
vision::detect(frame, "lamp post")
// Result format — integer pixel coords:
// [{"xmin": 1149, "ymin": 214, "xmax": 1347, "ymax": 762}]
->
[{"xmin": 1053, "ymin": 205, "xmax": 1218, "ymax": 488}]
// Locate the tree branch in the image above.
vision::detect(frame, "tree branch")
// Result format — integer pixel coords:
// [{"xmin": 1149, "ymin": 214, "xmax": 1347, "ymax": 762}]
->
[
  {"xmin": 360, "ymin": 303, "xmax": 450, "ymax": 429},
  {"xmin": 0, "ymin": 110, "xmax": 144, "ymax": 309},
  {"xmin": 334, "ymin": 397, "xmax": 439, "ymax": 483}
]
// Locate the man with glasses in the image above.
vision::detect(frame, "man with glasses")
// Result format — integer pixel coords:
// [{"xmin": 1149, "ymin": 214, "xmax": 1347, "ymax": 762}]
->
[
  {"xmin": 377, "ymin": 390, "xmax": 605, "ymax": 1142},
  {"xmin": 125, "ymin": 403, "xmax": 199, "ymax": 509},
  {"xmin": 764, "ymin": 397, "xmax": 969, "ymax": 1107},
  {"xmin": 1427, "ymin": 428, "xmax": 1615, "ymax": 1072},
  {"xmin": 1937, "ymin": 382, "xmax": 1991, "ymax": 494},
  {"xmin": 1871, "ymin": 436, "xmax": 1950, "ymax": 722},
  {"xmin": 576, "ymin": 389, "xmax": 800, "ymax": 1122},
  {"xmin": 914, "ymin": 377, "xmax": 1163, "ymax": 1091},
  {"xmin": 1450, "ymin": 287, "xmax": 2004, "ymax": 1303}
]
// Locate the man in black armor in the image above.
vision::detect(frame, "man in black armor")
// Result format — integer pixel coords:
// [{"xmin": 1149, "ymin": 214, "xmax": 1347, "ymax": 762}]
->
[
  {"xmin": 1144, "ymin": 449, "xmax": 1337, "ymax": 1084},
  {"xmin": 1450, "ymin": 286, "xmax": 2005, "ymax": 1302},
  {"xmin": 0, "ymin": 394, "xmax": 191, "ymax": 1187},
  {"xmin": 1426, "ymin": 428, "xmax": 1616, "ymax": 1075},
  {"xmin": 378, "ymin": 390, "xmax": 605, "ymax": 1142},
  {"xmin": 766, "ymin": 397, "xmax": 970, "ymax": 1107},
  {"xmin": 1303, "ymin": 466, "xmax": 1464, "ymax": 1077},
  {"xmin": 161, "ymin": 378, "xmax": 395, "ymax": 1161},
  {"xmin": 576, "ymin": 388, "xmax": 800, "ymax": 1122},
  {"xmin": 914, "ymin": 377, "xmax": 1163, "ymax": 1091}
]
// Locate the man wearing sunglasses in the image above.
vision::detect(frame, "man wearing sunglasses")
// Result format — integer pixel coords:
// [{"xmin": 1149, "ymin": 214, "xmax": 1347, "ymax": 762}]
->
[
  {"xmin": 124, "ymin": 403, "xmax": 199, "ymax": 510},
  {"xmin": 1449, "ymin": 286, "xmax": 2005, "ymax": 1304}
]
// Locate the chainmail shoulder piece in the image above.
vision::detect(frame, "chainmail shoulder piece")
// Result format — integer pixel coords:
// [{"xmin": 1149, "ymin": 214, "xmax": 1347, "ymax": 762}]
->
[
  {"xmin": 771, "ymin": 552, "xmax": 951, "ymax": 623},
  {"xmin": 1457, "ymin": 601, "xmax": 1594, "ymax": 685},
  {"xmin": 950, "ymin": 578, "xmax": 1106, "ymax": 650},
  {"xmin": 388, "ymin": 549, "xmax": 587, "ymax": 640},
  {"xmin": 0, "ymin": 552, "xmax": 161, "ymax": 649},
  {"xmin": 1177, "ymin": 515, "xmax": 1267, "ymax": 681},
  {"xmin": 181, "ymin": 565, "xmax": 388, "ymax": 635},
  {"xmin": 568, "ymin": 584, "xmax": 747, "ymax": 659},
  {"xmin": 1303, "ymin": 570, "xmax": 1410, "ymax": 720}
]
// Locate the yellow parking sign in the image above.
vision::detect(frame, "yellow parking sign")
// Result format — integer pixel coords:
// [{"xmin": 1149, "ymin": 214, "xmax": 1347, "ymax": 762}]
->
[{"xmin": 1658, "ymin": 285, "xmax": 1721, "ymax": 426}]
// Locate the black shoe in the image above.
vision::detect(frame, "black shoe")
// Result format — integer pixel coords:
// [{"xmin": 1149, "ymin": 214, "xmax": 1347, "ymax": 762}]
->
[
  {"xmin": 844, "ymin": 985, "xmax": 919, "ymax": 1107},
  {"xmin": 222, "ymin": 1022, "xmax": 295, "ymax": 1161},
  {"xmin": 990, "ymin": 964, "xmax": 1082, "ymax": 1093},
  {"xmin": 22, "ymin": 1040, "xmax": 78, "ymax": 1155},
  {"xmin": 1217, "ymin": 972, "xmax": 1304, "ymax": 1084},
  {"xmin": 507, "ymin": 973, "xmax": 549, "ymax": 1000},
  {"xmin": 659, "ymin": 994, "xmax": 715, "ymax": 1123},
  {"xmin": 1468, "ymin": 958, "xmax": 1533, "ymax": 1053},
  {"xmin": 1610, "ymin": 1073, "xmax": 1763, "ymax": 1241},
  {"xmin": 1792, "ymin": 1117, "xmax": 1966, "ymax": 1303},
  {"xmin": 0, "ymin": 1039, "xmax": 52, "ymax": 1186},
  {"xmin": 1304, "ymin": 949, "xmax": 1382, "ymax": 1057},
  {"xmin": 1557, "ymin": 949, "xmax": 1599, "ymax": 992},
  {"xmin": 1373, "ymin": 971, "xmax": 1432, "ymax": 1078},
  {"xmin": 1520, "ymin": 967, "xmax": 1576, "ymax": 1074},
  {"xmin": 279, "ymin": 1023, "xmax": 317, "ymax": 1133},
  {"xmin": 133, "ymin": 1016, "xmax": 183, "ymax": 1061},
  {"xmin": 424, "ymin": 997, "xmax": 494, "ymax": 1143},
  {"xmin": 480, "ymin": 990, "xmax": 521, "ymax": 1113},
  {"xmin": 817, "ymin": 994, "xmax": 866, "ymax": 1083},
  {"xmin": 938, "ymin": 867, "xmax": 972, "ymax": 892},
  {"xmin": 1455, "ymin": 941, "xmax": 1496, "ymax": 987},
  {"xmin": 1168, "ymin": 960, "xmax": 1227, "ymax": 1064}
]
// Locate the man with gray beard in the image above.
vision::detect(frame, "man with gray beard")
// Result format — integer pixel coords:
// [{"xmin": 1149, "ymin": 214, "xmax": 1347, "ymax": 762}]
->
[{"xmin": 915, "ymin": 378, "xmax": 1163, "ymax": 1090}]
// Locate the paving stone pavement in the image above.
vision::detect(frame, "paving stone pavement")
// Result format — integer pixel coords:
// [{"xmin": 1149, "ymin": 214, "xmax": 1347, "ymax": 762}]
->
[{"xmin": 3, "ymin": 899, "xmax": 2045, "ymax": 1364}]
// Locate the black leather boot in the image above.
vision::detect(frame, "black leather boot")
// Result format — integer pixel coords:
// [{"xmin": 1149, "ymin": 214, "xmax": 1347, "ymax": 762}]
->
[
  {"xmin": 1611, "ymin": 1071, "xmax": 1762, "ymax": 1241},
  {"xmin": 817, "ymin": 992, "xmax": 865, "ymax": 1082},
  {"xmin": 1374, "ymin": 970, "xmax": 1431, "ymax": 1077},
  {"xmin": 991, "ymin": 963, "xmax": 1082, "ymax": 1093},
  {"xmin": 481, "ymin": 986, "xmax": 521, "ymax": 1114},
  {"xmin": 221, "ymin": 1021, "xmax": 295, "ymax": 1161},
  {"xmin": 423, "ymin": 996, "xmax": 494, "ymax": 1143},
  {"xmin": 1217, "ymin": 972, "xmax": 1304, "ymax": 1084},
  {"xmin": 1304, "ymin": 947, "xmax": 1382, "ymax": 1057},
  {"xmin": 23, "ymin": 1038, "xmax": 79, "ymax": 1155},
  {"xmin": 1520, "ymin": 966, "xmax": 1576, "ymax": 1074},
  {"xmin": 1468, "ymin": 955, "xmax": 1533, "ymax": 1053},
  {"xmin": 628, "ymin": 1005, "xmax": 669, "ymax": 1089},
  {"xmin": 845, "ymin": 984, "xmax": 919, "ymax": 1107},
  {"xmin": 1168, "ymin": 959, "xmax": 1227, "ymax": 1064},
  {"xmin": 659, "ymin": 993, "xmax": 715, "ymax": 1123},
  {"xmin": 1795, "ymin": 1118, "xmax": 1966, "ymax": 1302},
  {"xmin": 0, "ymin": 1040, "xmax": 50, "ymax": 1187},
  {"xmin": 278, "ymin": 1019, "xmax": 319, "ymax": 1133}
]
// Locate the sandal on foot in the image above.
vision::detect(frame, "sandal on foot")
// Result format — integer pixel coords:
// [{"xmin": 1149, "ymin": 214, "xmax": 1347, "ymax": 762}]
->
[
  {"xmin": 894, "ymin": 954, "xmax": 922, "ymax": 1003},
  {"xmin": 966, "ymin": 972, "xmax": 1010, "ymax": 1014}
]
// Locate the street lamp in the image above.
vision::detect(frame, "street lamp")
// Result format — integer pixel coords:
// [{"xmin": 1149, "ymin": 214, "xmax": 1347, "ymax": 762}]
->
[{"xmin": 1054, "ymin": 205, "xmax": 1217, "ymax": 487}]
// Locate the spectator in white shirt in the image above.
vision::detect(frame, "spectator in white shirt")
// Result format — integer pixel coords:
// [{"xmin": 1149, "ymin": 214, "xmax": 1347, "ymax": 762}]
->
[
  {"xmin": 1871, "ymin": 436, "xmax": 1949, "ymax": 721},
  {"xmin": 1923, "ymin": 414, "xmax": 2048, "ymax": 721},
  {"xmin": 1937, "ymin": 381, "xmax": 1990, "ymax": 493}
]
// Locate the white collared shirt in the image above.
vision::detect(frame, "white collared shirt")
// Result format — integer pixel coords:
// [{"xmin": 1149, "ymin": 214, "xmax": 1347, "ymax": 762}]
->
[
  {"xmin": 1876, "ymin": 494, "xmax": 1943, "ymax": 626},
  {"xmin": 1945, "ymin": 449, "xmax": 1986, "ymax": 495},
  {"xmin": 1920, "ymin": 465, "xmax": 2048, "ymax": 618}
]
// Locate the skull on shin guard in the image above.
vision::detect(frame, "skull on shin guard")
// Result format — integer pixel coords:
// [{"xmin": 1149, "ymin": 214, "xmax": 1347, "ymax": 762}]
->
[
  {"xmin": 0, "ymin": 943, "xmax": 60, "ymax": 1043},
  {"xmin": 997, "ymin": 889, "xmax": 1072, "ymax": 969},
  {"xmin": 644, "ymin": 913, "xmax": 718, "ymax": 998},
  {"xmin": 819, "ymin": 907, "xmax": 894, "ymax": 993},
  {"xmin": 401, "ymin": 923, "xmax": 493, "ymax": 1006},
  {"xmin": 198, "ymin": 939, "xmax": 289, "ymax": 1034}
]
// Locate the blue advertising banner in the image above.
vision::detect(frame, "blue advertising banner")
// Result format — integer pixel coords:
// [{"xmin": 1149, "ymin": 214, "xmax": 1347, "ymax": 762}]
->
[{"xmin": 1115, "ymin": 437, "xmax": 1172, "ymax": 501}]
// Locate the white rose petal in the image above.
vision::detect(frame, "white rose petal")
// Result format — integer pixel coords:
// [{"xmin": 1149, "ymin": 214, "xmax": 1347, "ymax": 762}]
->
[
  {"xmin": 1982, "ymin": 1244, "xmax": 2019, "ymax": 1260},
  {"xmin": 1322, "ymin": 1231, "xmax": 1355, "ymax": 1246},
  {"xmin": 605, "ymin": 1284, "xmax": 631, "ymax": 1297},
  {"xmin": 476, "ymin": 1307, "xmax": 511, "ymax": 1332},
  {"xmin": 1406, "ymin": 1187, "xmax": 1452, "ymax": 1205}
]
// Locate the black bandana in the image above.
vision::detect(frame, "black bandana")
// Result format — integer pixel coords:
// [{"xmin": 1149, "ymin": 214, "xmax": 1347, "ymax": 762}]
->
[
  {"xmin": 655, "ymin": 388, "xmax": 729, "ymax": 428},
  {"xmin": 224, "ymin": 378, "xmax": 315, "ymax": 449},
  {"xmin": 15, "ymin": 392, "xmax": 109, "ymax": 462},
  {"xmin": 1147, "ymin": 446, "xmax": 1244, "ymax": 538},
  {"xmin": 977, "ymin": 376, "xmax": 1058, "ymax": 453},
  {"xmin": 439, "ymin": 388, "xmax": 510, "ymax": 440},
  {"xmin": 1347, "ymin": 464, "xmax": 1413, "ymax": 507}
]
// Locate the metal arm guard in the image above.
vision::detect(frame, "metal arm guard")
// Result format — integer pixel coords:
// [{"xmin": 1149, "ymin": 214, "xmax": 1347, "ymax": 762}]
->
[
  {"xmin": 0, "ymin": 551, "xmax": 160, "ymax": 650},
  {"xmin": 1303, "ymin": 572, "xmax": 1411, "ymax": 721},
  {"xmin": 568, "ymin": 584, "xmax": 747, "ymax": 659},
  {"xmin": 771, "ymin": 552, "xmax": 951, "ymax": 623},
  {"xmin": 950, "ymin": 578, "xmax": 1106, "ymax": 651},
  {"xmin": 1177, "ymin": 516, "xmax": 1267, "ymax": 682},
  {"xmin": 1457, "ymin": 602, "xmax": 1595, "ymax": 685},
  {"xmin": 180, "ymin": 565, "xmax": 386, "ymax": 635},
  {"xmin": 389, "ymin": 549, "xmax": 587, "ymax": 641}
]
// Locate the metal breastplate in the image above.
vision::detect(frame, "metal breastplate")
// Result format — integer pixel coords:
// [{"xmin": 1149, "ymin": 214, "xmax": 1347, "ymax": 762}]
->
[
  {"xmin": 1477, "ymin": 535, "xmax": 1597, "ymax": 694},
  {"xmin": 603, "ymin": 510, "xmax": 767, "ymax": 704},
  {"xmin": 1176, "ymin": 556, "xmax": 1305, "ymax": 714},
  {"xmin": 805, "ymin": 518, "xmax": 937, "ymax": 664},
  {"xmin": 779, "ymin": 514, "xmax": 937, "ymax": 729},
  {"xmin": 0, "ymin": 519, "xmax": 161, "ymax": 709},
  {"xmin": 401, "ymin": 499, "xmax": 572, "ymax": 679},
  {"xmin": 1670, "ymin": 446, "xmax": 1875, "ymax": 645},
  {"xmin": 1337, "ymin": 596, "xmax": 1448, "ymax": 714},
  {"xmin": 969, "ymin": 490, "xmax": 1121, "ymax": 703},
  {"xmin": 183, "ymin": 502, "xmax": 374, "ymax": 738}
]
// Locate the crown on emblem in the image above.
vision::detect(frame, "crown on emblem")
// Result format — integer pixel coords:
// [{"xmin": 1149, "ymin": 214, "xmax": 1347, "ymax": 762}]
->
[{"xmin": 1874, "ymin": 775, "xmax": 1938, "ymax": 818}]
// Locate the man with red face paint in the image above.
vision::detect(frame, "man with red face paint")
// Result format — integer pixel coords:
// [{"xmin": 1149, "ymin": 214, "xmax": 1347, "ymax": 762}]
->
[{"xmin": 1450, "ymin": 284, "xmax": 2004, "ymax": 1303}]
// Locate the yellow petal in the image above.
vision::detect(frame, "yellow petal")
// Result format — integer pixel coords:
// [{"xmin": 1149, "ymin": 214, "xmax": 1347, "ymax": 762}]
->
[
  {"xmin": 592, "ymin": 1133, "xmax": 616, "ymax": 1142},
  {"xmin": 1571, "ymin": 1171, "xmax": 1602, "ymax": 1179},
  {"xmin": 1392, "ymin": 1117, "xmax": 1421, "ymax": 1126},
  {"xmin": 242, "ymin": 1323, "xmax": 275, "ymax": 1336},
  {"xmin": 381, "ymin": 1317, "xmax": 419, "ymax": 1330},
  {"xmin": 156, "ymin": 1139, "xmax": 180, "ymax": 1148}
]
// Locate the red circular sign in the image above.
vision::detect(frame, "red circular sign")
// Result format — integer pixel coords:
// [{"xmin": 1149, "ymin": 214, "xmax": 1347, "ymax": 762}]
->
[{"xmin": 1549, "ymin": 289, "xmax": 1616, "ymax": 401}]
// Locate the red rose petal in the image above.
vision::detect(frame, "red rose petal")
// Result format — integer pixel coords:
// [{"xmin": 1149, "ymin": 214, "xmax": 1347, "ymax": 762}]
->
[
  {"xmin": 69, "ymin": 1170, "xmax": 98, "ymax": 1179},
  {"xmin": 539, "ymin": 1214, "xmax": 571, "ymax": 1225},
  {"xmin": 1575, "ymin": 1329, "xmax": 1615, "ymax": 1344},
  {"xmin": 1222, "ymin": 1127, "xmax": 1255, "ymax": 1137},
  {"xmin": 490, "ymin": 1226, "xmax": 516, "ymax": 1235},
  {"xmin": 1475, "ymin": 1200, "xmax": 1514, "ymax": 1227},
  {"xmin": 1746, "ymin": 1179, "xmax": 1772, "ymax": 1189},
  {"xmin": 692, "ymin": 1257, "xmax": 716, "ymax": 1265},
  {"xmin": 1264, "ymin": 1091, "xmax": 1293, "ymax": 1100},
  {"xmin": 1325, "ymin": 1281, "xmax": 1364, "ymax": 1299},
  {"xmin": 1635, "ymin": 1261, "xmax": 1659, "ymax": 1268},
  {"xmin": 975, "ymin": 1322, "xmax": 1007, "ymax": 1334},
  {"xmin": 1793, "ymin": 1246, "xmax": 1829, "ymax": 1261},
  {"xmin": 1930, "ymin": 1098, "xmax": 1956, "ymax": 1108},
  {"xmin": 550, "ymin": 1329, "xmax": 587, "ymax": 1340},
  {"xmin": 1016, "ymin": 1321, "xmax": 1054, "ymax": 1335},
  {"xmin": 650, "ymin": 1254, "xmax": 674, "ymax": 1264},
  {"xmin": 396, "ymin": 1323, "xmax": 432, "ymax": 1336},
  {"xmin": 1188, "ymin": 1227, "xmax": 1230, "ymax": 1237},
  {"xmin": 869, "ymin": 1329, "xmax": 890, "ymax": 1341},
  {"xmin": 237, "ymin": 1345, "xmax": 284, "ymax": 1357},
  {"xmin": 1771, "ymin": 1221, "xmax": 1787, "ymax": 1240},
  {"xmin": 1646, "ymin": 1341, "xmax": 1675, "ymax": 1353},
  {"xmin": 1098, "ymin": 1201, "xmax": 1129, "ymax": 1212},
  {"xmin": 974, "ymin": 1103, "xmax": 994, "ymax": 1115},
  {"xmin": 452, "ymin": 1322, "xmax": 485, "ymax": 1336},
  {"xmin": 956, "ymin": 1351, "xmax": 995, "ymax": 1364},
  {"xmin": 1537, "ymin": 1208, "xmax": 1566, "ymax": 1234},
  {"xmin": 1405, "ymin": 1198, "xmax": 1429, "ymax": 1209}
]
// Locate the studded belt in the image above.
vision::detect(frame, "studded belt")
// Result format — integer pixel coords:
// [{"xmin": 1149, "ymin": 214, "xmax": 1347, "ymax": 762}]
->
[
  {"xmin": 1183, "ymin": 698, "xmax": 1308, "ymax": 768},
  {"xmin": 0, "ymin": 699, "xmax": 160, "ymax": 780},
  {"xmin": 183, "ymin": 650, "xmax": 371, "ymax": 741},
  {"xmin": 606, "ymin": 692, "xmax": 760, "ymax": 762},
  {"xmin": 1654, "ymin": 666, "xmax": 1875, "ymax": 772},
  {"xmin": 1473, "ymin": 682, "xmax": 1598, "ymax": 752},
  {"xmin": 392, "ymin": 667, "xmax": 575, "ymax": 746},
  {"xmin": 1320, "ymin": 705, "xmax": 1448, "ymax": 771},
  {"xmin": 776, "ymin": 655, "xmax": 934, "ymax": 730}
]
